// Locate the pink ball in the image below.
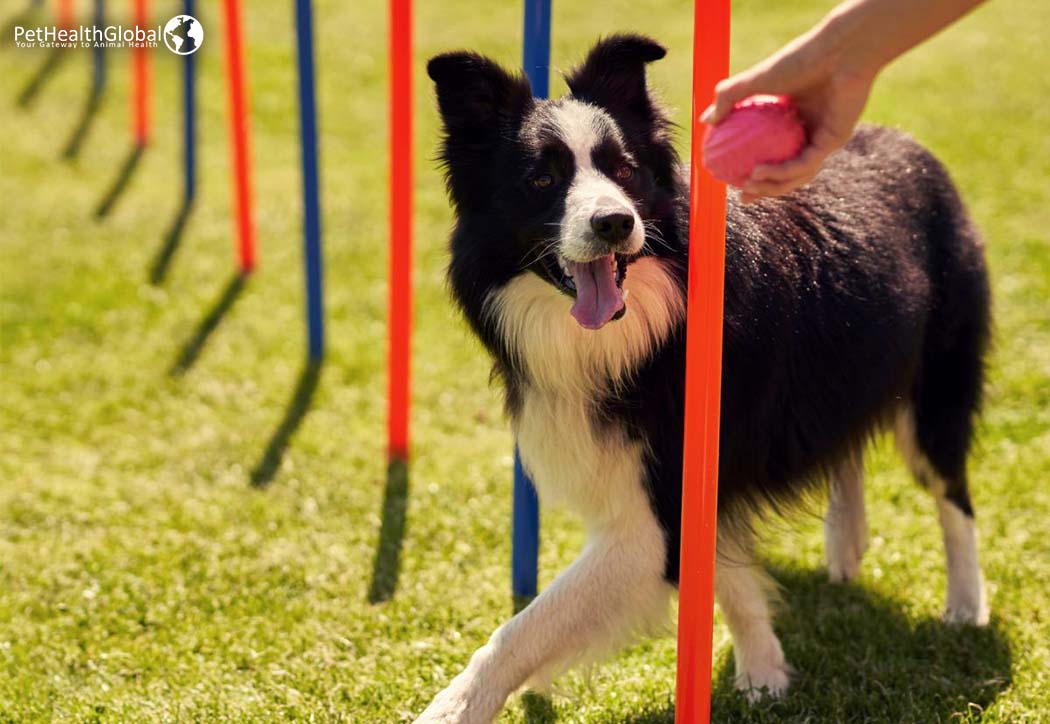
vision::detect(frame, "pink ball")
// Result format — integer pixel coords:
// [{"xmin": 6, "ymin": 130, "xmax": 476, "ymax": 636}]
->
[{"xmin": 702, "ymin": 95, "xmax": 807, "ymax": 187}]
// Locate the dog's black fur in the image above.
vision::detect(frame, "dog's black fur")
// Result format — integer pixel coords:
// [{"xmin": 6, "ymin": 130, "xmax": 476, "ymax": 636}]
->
[{"xmin": 428, "ymin": 34, "xmax": 990, "ymax": 584}]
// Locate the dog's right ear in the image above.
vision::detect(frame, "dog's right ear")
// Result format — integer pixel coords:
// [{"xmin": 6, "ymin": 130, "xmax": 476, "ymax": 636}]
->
[{"xmin": 427, "ymin": 52, "xmax": 534, "ymax": 147}]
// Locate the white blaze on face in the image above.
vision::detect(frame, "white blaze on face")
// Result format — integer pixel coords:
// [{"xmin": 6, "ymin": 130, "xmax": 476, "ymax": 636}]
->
[
  {"xmin": 547, "ymin": 100, "xmax": 644, "ymax": 261},
  {"xmin": 543, "ymin": 101, "xmax": 646, "ymax": 330}
]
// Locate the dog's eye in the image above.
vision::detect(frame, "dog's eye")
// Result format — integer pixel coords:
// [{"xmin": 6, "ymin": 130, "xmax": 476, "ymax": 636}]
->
[
  {"xmin": 531, "ymin": 173, "xmax": 555, "ymax": 189},
  {"xmin": 616, "ymin": 165, "xmax": 634, "ymax": 181}
]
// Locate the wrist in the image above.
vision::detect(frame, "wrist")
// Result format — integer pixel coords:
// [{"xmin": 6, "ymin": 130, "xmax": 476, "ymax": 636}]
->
[{"xmin": 820, "ymin": 1, "xmax": 888, "ymax": 82}]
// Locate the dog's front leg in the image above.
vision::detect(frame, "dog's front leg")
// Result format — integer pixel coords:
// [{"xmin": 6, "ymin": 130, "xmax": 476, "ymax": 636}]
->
[{"xmin": 415, "ymin": 516, "xmax": 671, "ymax": 724}]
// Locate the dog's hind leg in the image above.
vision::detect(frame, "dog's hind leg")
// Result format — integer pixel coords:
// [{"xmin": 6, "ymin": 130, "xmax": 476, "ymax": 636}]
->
[
  {"xmin": 824, "ymin": 449, "xmax": 869, "ymax": 582},
  {"xmin": 414, "ymin": 511, "xmax": 672, "ymax": 724},
  {"xmin": 935, "ymin": 484, "xmax": 988, "ymax": 625},
  {"xmin": 896, "ymin": 405, "xmax": 989, "ymax": 625},
  {"xmin": 894, "ymin": 187, "xmax": 990, "ymax": 626},
  {"xmin": 716, "ymin": 526, "xmax": 791, "ymax": 701}
]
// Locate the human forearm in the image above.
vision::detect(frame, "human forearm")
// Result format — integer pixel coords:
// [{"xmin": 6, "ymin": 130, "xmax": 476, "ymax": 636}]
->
[{"xmin": 823, "ymin": 0, "xmax": 987, "ymax": 78}]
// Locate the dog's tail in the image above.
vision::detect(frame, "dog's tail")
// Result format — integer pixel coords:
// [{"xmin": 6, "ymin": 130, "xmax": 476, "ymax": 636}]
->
[{"xmin": 906, "ymin": 157, "xmax": 991, "ymax": 514}]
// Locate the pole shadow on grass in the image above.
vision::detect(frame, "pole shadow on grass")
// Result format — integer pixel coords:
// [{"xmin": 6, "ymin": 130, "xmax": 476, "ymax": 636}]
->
[
  {"xmin": 367, "ymin": 459, "xmax": 410, "ymax": 603},
  {"xmin": 169, "ymin": 273, "xmax": 247, "ymax": 376},
  {"xmin": 95, "ymin": 145, "xmax": 145, "ymax": 218},
  {"xmin": 250, "ymin": 360, "xmax": 322, "ymax": 488},
  {"xmin": 149, "ymin": 198, "xmax": 195, "ymax": 283},
  {"xmin": 17, "ymin": 46, "xmax": 68, "ymax": 108},
  {"xmin": 62, "ymin": 81, "xmax": 105, "ymax": 160},
  {"xmin": 616, "ymin": 565, "xmax": 1012, "ymax": 723}
]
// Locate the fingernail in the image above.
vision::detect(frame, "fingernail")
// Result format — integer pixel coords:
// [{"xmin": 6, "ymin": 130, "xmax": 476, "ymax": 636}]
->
[{"xmin": 700, "ymin": 105, "xmax": 715, "ymax": 124}]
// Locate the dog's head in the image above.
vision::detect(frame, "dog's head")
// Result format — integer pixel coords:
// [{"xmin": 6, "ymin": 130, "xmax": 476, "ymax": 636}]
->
[{"xmin": 428, "ymin": 34, "xmax": 680, "ymax": 331}]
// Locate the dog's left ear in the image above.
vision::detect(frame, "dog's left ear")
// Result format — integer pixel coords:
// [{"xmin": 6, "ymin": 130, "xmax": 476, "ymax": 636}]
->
[
  {"xmin": 565, "ymin": 34, "xmax": 666, "ymax": 123},
  {"xmin": 427, "ymin": 52, "xmax": 534, "ymax": 148}
]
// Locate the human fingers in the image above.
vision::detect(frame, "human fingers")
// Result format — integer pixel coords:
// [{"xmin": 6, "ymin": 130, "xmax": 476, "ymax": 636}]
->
[
  {"xmin": 749, "ymin": 145, "xmax": 828, "ymax": 183},
  {"xmin": 741, "ymin": 167, "xmax": 819, "ymax": 198},
  {"xmin": 701, "ymin": 74, "xmax": 759, "ymax": 125}
]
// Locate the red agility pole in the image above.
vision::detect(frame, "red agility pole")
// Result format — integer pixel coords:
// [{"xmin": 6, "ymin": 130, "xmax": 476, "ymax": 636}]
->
[
  {"xmin": 132, "ymin": 0, "xmax": 150, "ymax": 147},
  {"xmin": 387, "ymin": 0, "xmax": 412, "ymax": 461},
  {"xmin": 675, "ymin": 0, "xmax": 730, "ymax": 722},
  {"xmin": 221, "ymin": 0, "xmax": 256, "ymax": 274},
  {"xmin": 57, "ymin": 0, "xmax": 74, "ymax": 28}
]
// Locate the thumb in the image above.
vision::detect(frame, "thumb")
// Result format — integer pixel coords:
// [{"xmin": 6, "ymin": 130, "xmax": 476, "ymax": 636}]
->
[{"xmin": 701, "ymin": 74, "xmax": 757, "ymax": 125}]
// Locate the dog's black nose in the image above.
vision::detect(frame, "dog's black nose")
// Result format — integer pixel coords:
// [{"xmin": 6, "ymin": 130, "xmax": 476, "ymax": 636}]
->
[{"xmin": 590, "ymin": 210, "xmax": 634, "ymax": 244}]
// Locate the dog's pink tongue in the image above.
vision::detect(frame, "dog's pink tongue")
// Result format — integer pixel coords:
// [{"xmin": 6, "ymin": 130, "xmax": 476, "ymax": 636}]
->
[{"xmin": 569, "ymin": 255, "xmax": 624, "ymax": 330}]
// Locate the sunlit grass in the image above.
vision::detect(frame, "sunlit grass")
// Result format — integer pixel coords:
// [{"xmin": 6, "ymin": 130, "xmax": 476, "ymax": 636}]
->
[{"xmin": 0, "ymin": 0, "xmax": 1047, "ymax": 721}]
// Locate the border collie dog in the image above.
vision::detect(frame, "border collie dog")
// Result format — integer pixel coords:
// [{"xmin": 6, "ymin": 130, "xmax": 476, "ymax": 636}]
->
[{"xmin": 418, "ymin": 34, "xmax": 991, "ymax": 723}]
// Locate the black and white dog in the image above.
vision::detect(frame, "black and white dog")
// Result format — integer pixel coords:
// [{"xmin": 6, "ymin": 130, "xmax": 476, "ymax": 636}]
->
[{"xmin": 417, "ymin": 34, "xmax": 991, "ymax": 723}]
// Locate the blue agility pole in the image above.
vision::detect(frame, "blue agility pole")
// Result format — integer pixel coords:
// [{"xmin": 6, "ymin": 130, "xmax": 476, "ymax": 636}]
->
[
  {"xmin": 182, "ymin": 0, "xmax": 196, "ymax": 206},
  {"xmin": 294, "ymin": 0, "xmax": 325, "ymax": 360},
  {"xmin": 511, "ymin": 0, "xmax": 551, "ymax": 601},
  {"xmin": 522, "ymin": 0, "xmax": 551, "ymax": 96},
  {"xmin": 92, "ymin": 0, "xmax": 105, "ymax": 95},
  {"xmin": 512, "ymin": 449, "xmax": 540, "ymax": 599}
]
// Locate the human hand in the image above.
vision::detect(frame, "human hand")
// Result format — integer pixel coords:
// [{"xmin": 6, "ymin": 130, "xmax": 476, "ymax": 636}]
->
[{"xmin": 700, "ymin": 21, "xmax": 876, "ymax": 202}]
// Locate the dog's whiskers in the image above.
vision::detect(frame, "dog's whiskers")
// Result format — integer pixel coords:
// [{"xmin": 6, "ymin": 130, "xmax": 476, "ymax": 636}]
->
[
  {"xmin": 643, "ymin": 220, "xmax": 673, "ymax": 252},
  {"xmin": 519, "ymin": 239, "xmax": 560, "ymax": 270}
]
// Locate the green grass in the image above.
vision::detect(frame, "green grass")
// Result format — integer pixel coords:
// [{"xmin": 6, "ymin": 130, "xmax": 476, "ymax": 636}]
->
[{"xmin": 1, "ymin": 0, "xmax": 1047, "ymax": 721}]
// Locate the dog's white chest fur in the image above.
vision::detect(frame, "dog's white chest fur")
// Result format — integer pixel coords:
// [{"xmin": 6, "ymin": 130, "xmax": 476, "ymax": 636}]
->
[
  {"xmin": 485, "ymin": 257, "xmax": 684, "ymax": 528},
  {"xmin": 516, "ymin": 388, "xmax": 646, "ymax": 526}
]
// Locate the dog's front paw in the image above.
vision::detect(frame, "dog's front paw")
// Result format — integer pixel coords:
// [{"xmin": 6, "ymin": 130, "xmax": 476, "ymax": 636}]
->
[
  {"xmin": 413, "ymin": 688, "xmax": 472, "ymax": 724},
  {"xmin": 735, "ymin": 661, "xmax": 791, "ymax": 703},
  {"xmin": 414, "ymin": 673, "xmax": 502, "ymax": 724},
  {"xmin": 734, "ymin": 641, "xmax": 792, "ymax": 703}
]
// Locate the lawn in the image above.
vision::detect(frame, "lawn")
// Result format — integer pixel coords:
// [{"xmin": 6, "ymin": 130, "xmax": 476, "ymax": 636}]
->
[{"xmin": 1, "ymin": 0, "xmax": 1047, "ymax": 722}]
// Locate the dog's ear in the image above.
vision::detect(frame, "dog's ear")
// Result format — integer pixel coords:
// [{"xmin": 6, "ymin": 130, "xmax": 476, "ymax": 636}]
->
[
  {"xmin": 566, "ymin": 35, "xmax": 677, "ymax": 185},
  {"xmin": 427, "ymin": 52, "xmax": 534, "ymax": 147},
  {"xmin": 565, "ymin": 34, "xmax": 666, "ymax": 118}
]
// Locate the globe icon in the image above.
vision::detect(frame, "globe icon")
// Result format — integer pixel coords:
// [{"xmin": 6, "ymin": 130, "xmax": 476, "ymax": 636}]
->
[{"xmin": 164, "ymin": 15, "xmax": 204, "ymax": 56}]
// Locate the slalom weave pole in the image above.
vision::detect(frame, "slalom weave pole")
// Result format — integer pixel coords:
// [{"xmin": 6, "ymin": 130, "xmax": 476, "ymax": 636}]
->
[
  {"xmin": 57, "ymin": 0, "xmax": 73, "ymax": 28},
  {"xmin": 92, "ymin": 0, "xmax": 105, "ymax": 95},
  {"xmin": 221, "ymin": 0, "xmax": 256, "ymax": 273},
  {"xmin": 511, "ymin": 0, "xmax": 551, "ymax": 601},
  {"xmin": 387, "ymin": 0, "xmax": 412, "ymax": 461},
  {"xmin": 512, "ymin": 451, "xmax": 539, "ymax": 598},
  {"xmin": 674, "ymin": 1, "xmax": 730, "ymax": 722},
  {"xmin": 182, "ymin": 0, "xmax": 196, "ymax": 206},
  {"xmin": 131, "ymin": 0, "xmax": 150, "ymax": 147},
  {"xmin": 294, "ymin": 0, "xmax": 325, "ymax": 360}
]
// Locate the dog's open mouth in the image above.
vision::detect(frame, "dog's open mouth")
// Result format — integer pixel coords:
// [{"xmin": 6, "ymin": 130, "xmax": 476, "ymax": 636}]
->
[{"xmin": 544, "ymin": 253, "xmax": 630, "ymax": 330}]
